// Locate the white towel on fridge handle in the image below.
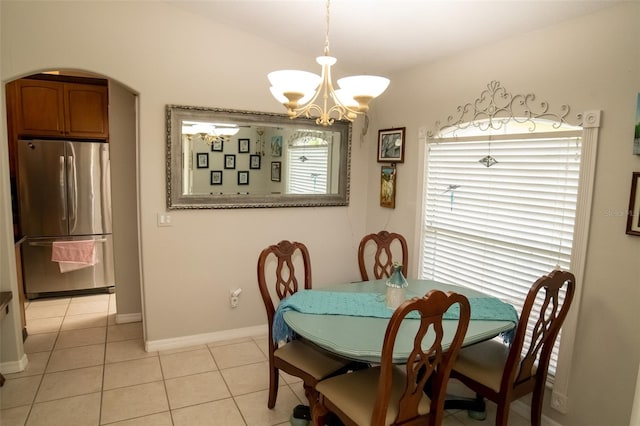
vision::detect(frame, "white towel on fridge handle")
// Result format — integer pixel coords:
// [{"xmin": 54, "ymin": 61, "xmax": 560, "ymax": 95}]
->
[{"xmin": 51, "ymin": 240, "xmax": 97, "ymax": 273}]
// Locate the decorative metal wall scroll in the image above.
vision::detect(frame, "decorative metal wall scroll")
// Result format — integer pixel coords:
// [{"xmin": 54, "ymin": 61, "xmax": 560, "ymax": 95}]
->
[{"xmin": 428, "ymin": 80, "xmax": 587, "ymax": 138}]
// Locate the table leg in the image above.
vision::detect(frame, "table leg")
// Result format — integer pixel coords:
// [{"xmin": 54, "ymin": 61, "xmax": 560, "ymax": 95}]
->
[
  {"xmin": 420, "ymin": 367, "xmax": 487, "ymax": 418},
  {"xmin": 444, "ymin": 393, "xmax": 487, "ymax": 419}
]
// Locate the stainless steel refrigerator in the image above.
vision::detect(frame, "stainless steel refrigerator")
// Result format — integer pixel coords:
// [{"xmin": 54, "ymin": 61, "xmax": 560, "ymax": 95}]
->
[{"xmin": 18, "ymin": 139, "xmax": 115, "ymax": 298}]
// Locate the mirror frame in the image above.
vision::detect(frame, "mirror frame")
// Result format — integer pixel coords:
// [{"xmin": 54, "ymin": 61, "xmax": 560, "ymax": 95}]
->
[{"xmin": 166, "ymin": 105, "xmax": 352, "ymax": 209}]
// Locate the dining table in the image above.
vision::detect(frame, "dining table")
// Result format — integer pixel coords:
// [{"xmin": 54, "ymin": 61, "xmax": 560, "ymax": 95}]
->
[{"xmin": 274, "ymin": 278, "xmax": 518, "ymax": 420}]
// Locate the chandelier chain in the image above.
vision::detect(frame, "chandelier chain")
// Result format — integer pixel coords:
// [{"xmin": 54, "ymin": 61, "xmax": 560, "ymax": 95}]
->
[{"xmin": 324, "ymin": 0, "xmax": 331, "ymax": 56}]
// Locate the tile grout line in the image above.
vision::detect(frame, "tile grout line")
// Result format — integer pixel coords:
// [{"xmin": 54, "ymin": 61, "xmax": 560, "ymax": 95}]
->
[
  {"xmin": 155, "ymin": 342, "xmax": 176, "ymax": 426},
  {"xmin": 20, "ymin": 297, "xmax": 70, "ymax": 425},
  {"xmin": 98, "ymin": 298, "xmax": 110, "ymax": 426}
]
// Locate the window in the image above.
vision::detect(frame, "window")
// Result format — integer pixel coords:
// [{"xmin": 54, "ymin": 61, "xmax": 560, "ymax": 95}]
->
[
  {"xmin": 420, "ymin": 81, "xmax": 600, "ymax": 411},
  {"xmin": 420, "ymin": 119, "xmax": 582, "ymax": 377},
  {"xmin": 287, "ymin": 134, "xmax": 330, "ymax": 194}
]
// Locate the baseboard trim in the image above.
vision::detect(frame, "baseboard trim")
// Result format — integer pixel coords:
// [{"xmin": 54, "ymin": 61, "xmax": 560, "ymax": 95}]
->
[
  {"xmin": 145, "ymin": 325, "xmax": 268, "ymax": 352},
  {"xmin": 115, "ymin": 312, "xmax": 142, "ymax": 324},
  {"xmin": 0, "ymin": 353, "xmax": 29, "ymax": 374}
]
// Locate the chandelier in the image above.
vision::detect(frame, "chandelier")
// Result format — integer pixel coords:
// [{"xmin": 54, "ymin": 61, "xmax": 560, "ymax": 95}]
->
[
  {"xmin": 182, "ymin": 121, "xmax": 240, "ymax": 144},
  {"xmin": 268, "ymin": 0, "xmax": 390, "ymax": 126}
]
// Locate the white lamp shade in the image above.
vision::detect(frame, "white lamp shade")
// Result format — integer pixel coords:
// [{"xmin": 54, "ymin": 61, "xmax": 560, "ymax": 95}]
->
[
  {"xmin": 268, "ymin": 70, "xmax": 321, "ymax": 98},
  {"xmin": 270, "ymin": 86, "xmax": 316, "ymax": 105},
  {"xmin": 269, "ymin": 87, "xmax": 288, "ymax": 104},
  {"xmin": 192, "ymin": 123, "xmax": 215, "ymax": 135},
  {"xmin": 216, "ymin": 127, "xmax": 240, "ymax": 136},
  {"xmin": 182, "ymin": 125, "xmax": 197, "ymax": 135},
  {"xmin": 334, "ymin": 89, "xmax": 358, "ymax": 108},
  {"xmin": 337, "ymin": 75, "xmax": 390, "ymax": 98}
]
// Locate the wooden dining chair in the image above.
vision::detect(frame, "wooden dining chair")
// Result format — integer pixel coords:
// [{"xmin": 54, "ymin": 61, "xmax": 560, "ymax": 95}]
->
[
  {"xmin": 313, "ymin": 290, "xmax": 471, "ymax": 426},
  {"xmin": 257, "ymin": 240, "xmax": 354, "ymax": 411},
  {"xmin": 450, "ymin": 269, "xmax": 576, "ymax": 426},
  {"xmin": 358, "ymin": 231, "xmax": 409, "ymax": 281}
]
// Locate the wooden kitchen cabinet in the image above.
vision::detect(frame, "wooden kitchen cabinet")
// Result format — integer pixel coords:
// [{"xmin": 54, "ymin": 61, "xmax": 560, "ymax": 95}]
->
[{"xmin": 12, "ymin": 77, "xmax": 109, "ymax": 140}]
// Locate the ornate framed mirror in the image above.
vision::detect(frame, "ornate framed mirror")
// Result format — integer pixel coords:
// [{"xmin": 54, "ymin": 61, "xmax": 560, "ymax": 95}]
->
[{"xmin": 166, "ymin": 105, "xmax": 352, "ymax": 209}]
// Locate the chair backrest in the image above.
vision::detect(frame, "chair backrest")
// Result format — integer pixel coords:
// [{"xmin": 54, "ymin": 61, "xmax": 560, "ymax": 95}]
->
[
  {"xmin": 358, "ymin": 231, "xmax": 409, "ymax": 281},
  {"xmin": 257, "ymin": 240, "xmax": 312, "ymax": 342},
  {"xmin": 373, "ymin": 290, "xmax": 470, "ymax": 425},
  {"xmin": 502, "ymin": 269, "xmax": 576, "ymax": 393}
]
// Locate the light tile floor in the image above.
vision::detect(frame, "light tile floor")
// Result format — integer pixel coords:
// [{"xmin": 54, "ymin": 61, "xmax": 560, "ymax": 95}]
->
[{"xmin": 0, "ymin": 293, "xmax": 530, "ymax": 425}]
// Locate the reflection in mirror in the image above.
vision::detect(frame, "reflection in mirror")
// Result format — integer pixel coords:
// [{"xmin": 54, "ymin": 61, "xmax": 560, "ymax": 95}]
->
[{"xmin": 166, "ymin": 105, "xmax": 352, "ymax": 209}]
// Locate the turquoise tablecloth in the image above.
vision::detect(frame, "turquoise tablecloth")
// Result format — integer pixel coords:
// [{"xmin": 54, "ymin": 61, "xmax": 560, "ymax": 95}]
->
[{"xmin": 273, "ymin": 289, "xmax": 518, "ymax": 344}]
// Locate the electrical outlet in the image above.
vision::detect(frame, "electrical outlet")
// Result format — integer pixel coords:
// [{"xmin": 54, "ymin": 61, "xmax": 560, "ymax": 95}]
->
[{"xmin": 230, "ymin": 288, "xmax": 242, "ymax": 308}]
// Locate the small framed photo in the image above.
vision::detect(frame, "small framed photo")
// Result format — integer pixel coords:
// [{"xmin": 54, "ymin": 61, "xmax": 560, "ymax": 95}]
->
[
  {"xmin": 271, "ymin": 161, "xmax": 281, "ymax": 182},
  {"xmin": 196, "ymin": 153, "xmax": 209, "ymax": 169},
  {"xmin": 210, "ymin": 170, "xmax": 223, "ymax": 185},
  {"xmin": 224, "ymin": 154, "xmax": 236, "ymax": 169},
  {"xmin": 634, "ymin": 93, "xmax": 639, "ymax": 155},
  {"xmin": 211, "ymin": 139, "xmax": 223, "ymax": 152},
  {"xmin": 271, "ymin": 135, "xmax": 283, "ymax": 157},
  {"xmin": 626, "ymin": 172, "xmax": 640, "ymax": 236},
  {"xmin": 238, "ymin": 138, "xmax": 250, "ymax": 153},
  {"xmin": 250, "ymin": 154, "xmax": 261, "ymax": 169},
  {"xmin": 377, "ymin": 127, "xmax": 406, "ymax": 163},
  {"xmin": 380, "ymin": 165, "xmax": 396, "ymax": 209},
  {"xmin": 238, "ymin": 171, "xmax": 249, "ymax": 185}
]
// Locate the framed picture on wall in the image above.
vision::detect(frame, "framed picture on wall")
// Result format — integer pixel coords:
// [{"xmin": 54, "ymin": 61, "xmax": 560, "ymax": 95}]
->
[
  {"xmin": 380, "ymin": 165, "xmax": 396, "ymax": 208},
  {"xmin": 626, "ymin": 172, "xmax": 640, "ymax": 236},
  {"xmin": 271, "ymin": 161, "xmax": 281, "ymax": 182},
  {"xmin": 271, "ymin": 136, "xmax": 283, "ymax": 157},
  {"xmin": 211, "ymin": 139, "xmax": 223, "ymax": 152},
  {"xmin": 196, "ymin": 153, "xmax": 209, "ymax": 169},
  {"xmin": 210, "ymin": 170, "xmax": 222, "ymax": 185},
  {"xmin": 238, "ymin": 171, "xmax": 249, "ymax": 185},
  {"xmin": 377, "ymin": 127, "xmax": 406, "ymax": 163},
  {"xmin": 238, "ymin": 138, "xmax": 250, "ymax": 153},
  {"xmin": 634, "ymin": 93, "xmax": 640, "ymax": 155},
  {"xmin": 250, "ymin": 154, "xmax": 261, "ymax": 169},
  {"xmin": 224, "ymin": 154, "xmax": 236, "ymax": 169}
]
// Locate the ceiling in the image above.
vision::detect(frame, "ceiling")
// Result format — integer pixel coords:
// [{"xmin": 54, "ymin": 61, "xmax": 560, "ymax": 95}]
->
[{"xmin": 167, "ymin": 0, "xmax": 621, "ymax": 76}]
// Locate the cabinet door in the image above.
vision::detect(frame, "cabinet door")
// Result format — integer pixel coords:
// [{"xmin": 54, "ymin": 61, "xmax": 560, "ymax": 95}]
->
[
  {"xmin": 64, "ymin": 83, "xmax": 109, "ymax": 139},
  {"xmin": 14, "ymin": 80, "xmax": 65, "ymax": 137}
]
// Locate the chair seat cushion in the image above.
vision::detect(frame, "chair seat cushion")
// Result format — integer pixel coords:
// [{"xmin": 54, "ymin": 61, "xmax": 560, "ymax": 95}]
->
[
  {"xmin": 274, "ymin": 340, "xmax": 351, "ymax": 380},
  {"xmin": 453, "ymin": 339, "xmax": 511, "ymax": 393},
  {"xmin": 316, "ymin": 365, "xmax": 431, "ymax": 426}
]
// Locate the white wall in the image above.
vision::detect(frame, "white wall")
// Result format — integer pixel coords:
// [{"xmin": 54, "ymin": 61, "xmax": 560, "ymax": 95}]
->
[
  {"xmin": 368, "ymin": 3, "xmax": 640, "ymax": 425},
  {"xmin": 0, "ymin": 1, "xmax": 370, "ymax": 346}
]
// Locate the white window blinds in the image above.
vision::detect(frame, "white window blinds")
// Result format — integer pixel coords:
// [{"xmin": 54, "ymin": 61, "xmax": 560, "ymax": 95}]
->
[
  {"xmin": 421, "ymin": 131, "xmax": 581, "ymax": 377},
  {"xmin": 287, "ymin": 144, "xmax": 329, "ymax": 194}
]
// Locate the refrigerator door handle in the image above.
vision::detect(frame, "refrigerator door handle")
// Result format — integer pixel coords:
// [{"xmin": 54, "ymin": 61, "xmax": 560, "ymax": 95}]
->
[
  {"xmin": 28, "ymin": 238, "xmax": 108, "ymax": 247},
  {"xmin": 59, "ymin": 155, "xmax": 67, "ymax": 224},
  {"xmin": 67, "ymin": 154, "xmax": 77, "ymax": 230}
]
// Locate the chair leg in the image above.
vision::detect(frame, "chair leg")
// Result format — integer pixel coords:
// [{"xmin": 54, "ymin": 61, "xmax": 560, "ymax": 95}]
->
[
  {"xmin": 303, "ymin": 383, "xmax": 318, "ymax": 412},
  {"xmin": 312, "ymin": 395, "xmax": 329, "ymax": 426},
  {"xmin": 530, "ymin": 385, "xmax": 545, "ymax": 426},
  {"xmin": 268, "ymin": 366, "xmax": 280, "ymax": 409},
  {"xmin": 494, "ymin": 402, "xmax": 511, "ymax": 426}
]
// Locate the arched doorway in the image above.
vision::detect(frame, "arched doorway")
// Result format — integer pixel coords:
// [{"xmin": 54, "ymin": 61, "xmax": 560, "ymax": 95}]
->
[{"xmin": 3, "ymin": 69, "xmax": 142, "ymax": 345}]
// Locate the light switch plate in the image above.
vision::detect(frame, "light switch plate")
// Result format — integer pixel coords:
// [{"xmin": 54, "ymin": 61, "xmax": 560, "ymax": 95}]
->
[{"xmin": 157, "ymin": 213, "xmax": 172, "ymax": 227}]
